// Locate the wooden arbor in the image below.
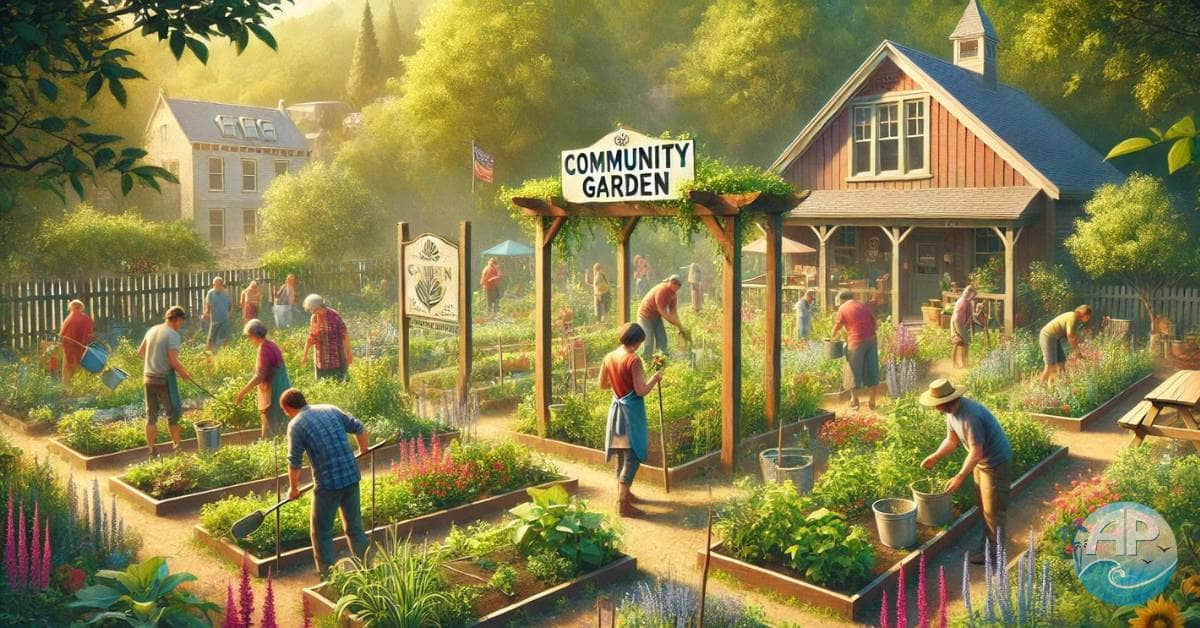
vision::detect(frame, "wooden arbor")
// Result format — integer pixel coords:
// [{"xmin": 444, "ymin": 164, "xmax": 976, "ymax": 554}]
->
[{"xmin": 511, "ymin": 190, "xmax": 805, "ymax": 472}]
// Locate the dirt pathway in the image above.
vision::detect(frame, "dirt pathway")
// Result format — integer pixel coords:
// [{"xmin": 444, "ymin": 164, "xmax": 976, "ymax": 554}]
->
[{"xmin": 0, "ymin": 366, "xmax": 1163, "ymax": 627}]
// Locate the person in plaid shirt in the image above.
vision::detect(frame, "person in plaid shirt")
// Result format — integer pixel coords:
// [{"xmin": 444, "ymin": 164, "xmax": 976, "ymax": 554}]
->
[
  {"xmin": 301, "ymin": 294, "xmax": 352, "ymax": 381},
  {"xmin": 281, "ymin": 388, "xmax": 370, "ymax": 577}
]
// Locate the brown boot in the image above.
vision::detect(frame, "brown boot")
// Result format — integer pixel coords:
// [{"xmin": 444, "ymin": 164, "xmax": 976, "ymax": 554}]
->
[{"xmin": 617, "ymin": 482, "xmax": 644, "ymax": 517}]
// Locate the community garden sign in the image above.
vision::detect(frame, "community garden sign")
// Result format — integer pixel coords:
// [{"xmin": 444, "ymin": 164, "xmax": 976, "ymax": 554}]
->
[
  {"xmin": 561, "ymin": 129, "xmax": 695, "ymax": 203},
  {"xmin": 403, "ymin": 233, "xmax": 459, "ymax": 331}
]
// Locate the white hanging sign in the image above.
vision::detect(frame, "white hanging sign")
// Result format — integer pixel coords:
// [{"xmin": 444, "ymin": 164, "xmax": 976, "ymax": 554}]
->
[
  {"xmin": 403, "ymin": 234, "xmax": 459, "ymax": 325},
  {"xmin": 560, "ymin": 129, "xmax": 695, "ymax": 203}
]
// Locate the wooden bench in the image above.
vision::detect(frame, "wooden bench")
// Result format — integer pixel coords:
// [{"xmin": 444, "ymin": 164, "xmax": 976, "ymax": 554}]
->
[{"xmin": 1118, "ymin": 400, "xmax": 1152, "ymax": 429}]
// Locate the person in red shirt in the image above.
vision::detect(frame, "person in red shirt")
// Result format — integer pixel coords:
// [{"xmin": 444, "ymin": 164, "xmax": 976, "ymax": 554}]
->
[
  {"xmin": 637, "ymin": 276, "xmax": 687, "ymax": 359},
  {"xmin": 480, "ymin": 258, "xmax": 503, "ymax": 315},
  {"xmin": 598, "ymin": 322, "xmax": 663, "ymax": 517},
  {"xmin": 235, "ymin": 319, "xmax": 291, "ymax": 437},
  {"xmin": 59, "ymin": 300, "xmax": 94, "ymax": 388},
  {"xmin": 302, "ymin": 294, "xmax": 352, "ymax": 381},
  {"xmin": 831, "ymin": 290, "xmax": 880, "ymax": 410}
]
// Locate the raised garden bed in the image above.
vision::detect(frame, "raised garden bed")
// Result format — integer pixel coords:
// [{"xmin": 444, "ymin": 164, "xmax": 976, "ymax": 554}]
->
[
  {"xmin": 1028, "ymin": 373, "xmax": 1158, "ymax": 431},
  {"xmin": 303, "ymin": 553, "xmax": 637, "ymax": 627},
  {"xmin": 110, "ymin": 430, "xmax": 458, "ymax": 516},
  {"xmin": 696, "ymin": 445, "xmax": 1068, "ymax": 620},
  {"xmin": 0, "ymin": 408, "xmax": 55, "ymax": 435},
  {"xmin": 194, "ymin": 478, "xmax": 578, "ymax": 577},
  {"xmin": 512, "ymin": 411, "xmax": 833, "ymax": 487},
  {"xmin": 48, "ymin": 428, "xmax": 262, "ymax": 471}
]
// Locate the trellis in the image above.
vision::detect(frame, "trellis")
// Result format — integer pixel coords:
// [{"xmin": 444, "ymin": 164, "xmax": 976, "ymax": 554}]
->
[{"xmin": 510, "ymin": 190, "xmax": 806, "ymax": 471}]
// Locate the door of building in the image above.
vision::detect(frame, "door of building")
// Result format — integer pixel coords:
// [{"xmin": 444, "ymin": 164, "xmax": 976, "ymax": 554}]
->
[{"xmin": 909, "ymin": 238, "xmax": 942, "ymax": 317}]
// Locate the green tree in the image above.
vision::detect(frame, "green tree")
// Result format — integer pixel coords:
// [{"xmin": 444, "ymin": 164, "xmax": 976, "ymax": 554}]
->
[
  {"xmin": 379, "ymin": 0, "xmax": 417, "ymax": 77},
  {"xmin": 261, "ymin": 161, "xmax": 388, "ymax": 261},
  {"xmin": 1066, "ymin": 174, "xmax": 1200, "ymax": 335},
  {"xmin": 26, "ymin": 204, "xmax": 211, "ymax": 279},
  {"xmin": 345, "ymin": 1, "xmax": 383, "ymax": 108},
  {"xmin": 1108, "ymin": 114, "xmax": 1197, "ymax": 174},
  {"xmin": 0, "ymin": 0, "xmax": 288, "ymax": 201}
]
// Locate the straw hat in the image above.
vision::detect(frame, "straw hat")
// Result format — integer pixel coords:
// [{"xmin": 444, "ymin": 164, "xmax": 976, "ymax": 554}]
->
[{"xmin": 919, "ymin": 379, "xmax": 967, "ymax": 407}]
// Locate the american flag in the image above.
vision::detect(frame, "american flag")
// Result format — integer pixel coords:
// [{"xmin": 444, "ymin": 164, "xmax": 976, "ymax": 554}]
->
[{"xmin": 472, "ymin": 143, "xmax": 494, "ymax": 184}]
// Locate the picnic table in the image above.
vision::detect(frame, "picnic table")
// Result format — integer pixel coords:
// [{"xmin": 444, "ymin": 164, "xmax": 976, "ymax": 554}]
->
[{"xmin": 1118, "ymin": 370, "xmax": 1200, "ymax": 452}]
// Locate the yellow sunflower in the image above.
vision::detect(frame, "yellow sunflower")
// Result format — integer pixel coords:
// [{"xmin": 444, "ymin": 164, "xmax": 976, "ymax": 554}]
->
[
  {"xmin": 1182, "ymin": 574, "xmax": 1200, "ymax": 598},
  {"xmin": 1129, "ymin": 596, "xmax": 1186, "ymax": 628}
]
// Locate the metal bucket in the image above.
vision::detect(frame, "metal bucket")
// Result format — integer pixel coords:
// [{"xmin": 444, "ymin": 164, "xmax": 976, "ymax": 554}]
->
[
  {"xmin": 823, "ymin": 339, "xmax": 845, "ymax": 360},
  {"xmin": 79, "ymin": 342, "xmax": 109, "ymax": 374},
  {"xmin": 100, "ymin": 367, "xmax": 128, "ymax": 390},
  {"xmin": 910, "ymin": 479, "xmax": 953, "ymax": 527},
  {"xmin": 195, "ymin": 420, "xmax": 222, "ymax": 452},
  {"xmin": 759, "ymin": 448, "xmax": 814, "ymax": 493},
  {"xmin": 873, "ymin": 498, "xmax": 917, "ymax": 549}
]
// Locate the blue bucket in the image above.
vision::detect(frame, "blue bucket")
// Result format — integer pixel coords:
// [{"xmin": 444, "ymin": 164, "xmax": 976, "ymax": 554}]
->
[
  {"xmin": 80, "ymin": 342, "xmax": 109, "ymax": 374},
  {"xmin": 100, "ymin": 367, "xmax": 128, "ymax": 390}
]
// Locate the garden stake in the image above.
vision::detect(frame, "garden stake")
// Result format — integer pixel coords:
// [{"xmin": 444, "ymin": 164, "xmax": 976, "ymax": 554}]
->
[
  {"xmin": 699, "ymin": 500, "xmax": 713, "ymax": 626},
  {"xmin": 230, "ymin": 439, "xmax": 390, "ymax": 539},
  {"xmin": 656, "ymin": 380, "xmax": 670, "ymax": 493},
  {"xmin": 273, "ymin": 437, "xmax": 281, "ymax": 567}
]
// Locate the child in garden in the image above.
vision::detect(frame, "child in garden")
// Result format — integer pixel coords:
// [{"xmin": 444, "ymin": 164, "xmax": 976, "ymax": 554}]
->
[{"xmin": 598, "ymin": 322, "xmax": 664, "ymax": 517}]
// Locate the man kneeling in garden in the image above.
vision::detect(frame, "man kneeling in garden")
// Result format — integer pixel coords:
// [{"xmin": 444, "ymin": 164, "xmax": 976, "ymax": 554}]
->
[
  {"xmin": 282, "ymin": 388, "xmax": 371, "ymax": 576},
  {"xmin": 918, "ymin": 379, "xmax": 1011, "ymax": 564}
]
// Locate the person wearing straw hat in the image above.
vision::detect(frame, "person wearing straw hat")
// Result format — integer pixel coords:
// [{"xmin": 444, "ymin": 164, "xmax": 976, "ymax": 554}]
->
[
  {"xmin": 138, "ymin": 306, "xmax": 197, "ymax": 457},
  {"xmin": 59, "ymin": 300, "xmax": 94, "ymax": 388},
  {"xmin": 302, "ymin": 294, "xmax": 352, "ymax": 381},
  {"xmin": 235, "ymin": 319, "xmax": 291, "ymax": 438},
  {"xmin": 637, "ymin": 275, "xmax": 688, "ymax": 359},
  {"xmin": 950, "ymin": 285, "xmax": 978, "ymax": 368},
  {"xmin": 831, "ymin": 290, "xmax": 879, "ymax": 410},
  {"xmin": 918, "ymin": 378, "xmax": 1012, "ymax": 564}
]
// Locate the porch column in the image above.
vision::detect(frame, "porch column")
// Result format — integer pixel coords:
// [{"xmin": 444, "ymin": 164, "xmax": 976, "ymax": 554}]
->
[
  {"xmin": 883, "ymin": 226, "xmax": 915, "ymax": 324},
  {"xmin": 808, "ymin": 225, "xmax": 840, "ymax": 311},
  {"xmin": 764, "ymin": 213, "xmax": 783, "ymax": 431},
  {"xmin": 616, "ymin": 217, "xmax": 639, "ymax": 324},
  {"xmin": 992, "ymin": 226, "xmax": 1023, "ymax": 337},
  {"xmin": 535, "ymin": 216, "xmax": 566, "ymax": 437}
]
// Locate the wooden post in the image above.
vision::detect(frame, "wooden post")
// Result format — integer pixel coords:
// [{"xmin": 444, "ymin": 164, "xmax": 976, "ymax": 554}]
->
[
  {"xmin": 396, "ymin": 222, "xmax": 411, "ymax": 392},
  {"xmin": 883, "ymin": 226, "xmax": 915, "ymax": 324},
  {"xmin": 992, "ymin": 226, "xmax": 1023, "ymax": 337},
  {"xmin": 534, "ymin": 216, "xmax": 564, "ymax": 438},
  {"xmin": 616, "ymin": 217, "xmax": 639, "ymax": 324},
  {"xmin": 720, "ymin": 216, "xmax": 741, "ymax": 473},
  {"xmin": 809, "ymin": 225, "xmax": 839, "ymax": 311},
  {"xmin": 764, "ymin": 213, "xmax": 783, "ymax": 431},
  {"xmin": 456, "ymin": 221, "xmax": 472, "ymax": 409}
]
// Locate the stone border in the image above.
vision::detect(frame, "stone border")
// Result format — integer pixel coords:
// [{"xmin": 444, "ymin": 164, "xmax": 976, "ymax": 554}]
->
[
  {"xmin": 303, "ymin": 554, "xmax": 637, "ymax": 627},
  {"xmin": 109, "ymin": 431, "xmax": 458, "ymax": 516},
  {"xmin": 696, "ymin": 445, "xmax": 1069, "ymax": 620},
  {"xmin": 48, "ymin": 429, "xmax": 263, "ymax": 471},
  {"xmin": 511, "ymin": 411, "xmax": 834, "ymax": 488},
  {"xmin": 1029, "ymin": 373, "xmax": 1157, "ymax": 432},
  {"xmin": 194, "ymin": 478, "xmax": 578, "ymax": 577}
]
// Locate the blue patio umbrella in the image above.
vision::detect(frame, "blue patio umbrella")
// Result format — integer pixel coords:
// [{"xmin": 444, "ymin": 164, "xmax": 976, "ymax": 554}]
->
[{"xmin": 481, "ymin": 240, "xmax": 534, "ymax": 257}]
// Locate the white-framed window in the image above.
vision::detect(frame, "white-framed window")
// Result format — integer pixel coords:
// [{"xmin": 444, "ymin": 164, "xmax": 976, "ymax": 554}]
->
[
  {"xmin": 259, "ymin": 120, "xmax": 277, "ymax": 141},
  {"xmin": 243, "ymin": 209, "xmax": 258, "ymax": 240},
  {"xmin": 208, "ymin": 157, "xmax": 224, "ymax": 191},
  {"xmin": 273, "ymin": 160, "xmax": 288, "ymax": 177},
  {"xmin": 215, "ymin": 115, "xmax": 238, "ymax": 138},
  {"xmin": 847, "ymin": 96, "xmax": 929, "ymax": 177},
  {"xmin": 241, "ymin": 159, "xmax": 257, "ymax": 192},
  {"xmin": 240, "ymin": 117, "xmax": 259, "ymax": 139},
  {"xmin": 209, "ymin": 209, "xmax": 225, "ymax": 248}
]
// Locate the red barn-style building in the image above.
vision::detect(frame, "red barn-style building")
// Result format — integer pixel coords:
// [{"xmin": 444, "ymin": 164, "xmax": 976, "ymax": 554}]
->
[{"xmin": 776, "ymin": 0, "xmax": 1123, "ymax": 333}]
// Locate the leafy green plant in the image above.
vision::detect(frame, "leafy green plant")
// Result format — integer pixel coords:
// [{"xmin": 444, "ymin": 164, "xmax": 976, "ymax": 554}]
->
[
  {"xmin": 507, "ymin": 485, "xmax": 620, "ymax": 571},
  {"xmin": 716, "ymin": 478, "xmax": 809, "ymax": 564},
  {"xmin": 488, "ymin": 564, "xmax": 518, "ymax": 597},
  {"xmin": 329, "ymin": 533, "xmax": 455, "ymax": 628},
  {"xmin": 783, "ymin": 508, "xmax": 874, "ymax": 590},
  {"xmin": 68, "ymin": 556, "xmax": 219, "ymax": 627},
  {"xmin": 526, "ymin": 551, "xmax": 574, "ymax": 586}
]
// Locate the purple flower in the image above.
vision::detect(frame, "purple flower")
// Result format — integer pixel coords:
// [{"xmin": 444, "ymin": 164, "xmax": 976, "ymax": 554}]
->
[
  {"xmin": 5, "ymin": 492, "xmax": 15, "ymax": 592},
  {"xmin": 897, "ymin": 563, "xmax": 907, "ymax": 628},
  {"xmin": 938, "ymin": 565, "xmax": 948, "ymax": 628},
  {"xmin": 881, "ymin": 588, "xmax": 890, "ymax": 628},
  {"xmin": 17, "ymin": 502, "xmax": 26, "ymax": 589},
  {"xmin": 962, "ymin": 551, "xmax": 973, "ymax": 626},
  {"xmin": 917, "ymin": 554, "xmax": 928, "ymax": 627}
]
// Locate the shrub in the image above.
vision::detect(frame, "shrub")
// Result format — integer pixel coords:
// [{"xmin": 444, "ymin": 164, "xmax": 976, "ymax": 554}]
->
[
  {"xmin": 783, "ymin": 508, "xmax": 874, "ymax": 590},
  {"xmin": 717, "ymin": 479, "xmax": 810, "ymax": 564},
  {"xmin": 818, "ymin": 413, "xmax": 886, "ymax": 451},
  {"xmin": 506, "ymin": 485, "xmax": 620, "ymax": 571}
]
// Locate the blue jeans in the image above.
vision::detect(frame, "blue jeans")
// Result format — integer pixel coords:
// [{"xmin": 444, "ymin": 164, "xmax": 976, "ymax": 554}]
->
[
  {"xmin": 614, "ymin": 449, "xmax": 641, "ymax": 485},
  {"xmin": 638, "ymin": 316, "xmax": 668, "ymax": 359},
  {"xmin": 311, "ymin": 482, "xmax": 369, "ymax": 577}
]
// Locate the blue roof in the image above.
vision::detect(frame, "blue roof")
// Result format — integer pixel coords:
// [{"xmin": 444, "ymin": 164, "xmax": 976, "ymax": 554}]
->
[
  {"xmin": 890, "ymin": 41, "xmax": 1124, "ymax": 197},
  {"xmin": 481, "ymin": 240, "xmax": 534, "ymax": 256}
]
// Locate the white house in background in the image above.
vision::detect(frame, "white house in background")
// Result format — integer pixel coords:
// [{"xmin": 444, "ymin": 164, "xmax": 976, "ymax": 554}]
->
[{"xmin": 144, "ymin": 93, "xmax": 310, "ymax": 254}]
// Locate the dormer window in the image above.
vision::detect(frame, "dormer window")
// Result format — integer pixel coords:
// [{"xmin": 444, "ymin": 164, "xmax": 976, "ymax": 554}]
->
[
  {"xmin": 240, "ymin": 117, "xmax": 259, "ymax": 139},
  {"xmin": 959, "ymin": 39, "xmax": 979, "ymax": 59},
  {"xmin": 259, "ymin": 120, "xmax": 277, "ymax": 141},
  {"xmin": 215, "ymin": 115, "xmax": 238, "ymax": 138}
]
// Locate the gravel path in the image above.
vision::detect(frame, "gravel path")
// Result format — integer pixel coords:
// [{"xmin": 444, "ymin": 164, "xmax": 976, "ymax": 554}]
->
[{"xmin": 0, "ymin": 364, "xmax": 1164, "ymax": 626}]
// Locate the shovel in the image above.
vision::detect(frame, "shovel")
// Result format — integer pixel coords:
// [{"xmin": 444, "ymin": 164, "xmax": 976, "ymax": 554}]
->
[{"xmin": 230, "ymin": 439, "xmax": 390, "ymax": 539}]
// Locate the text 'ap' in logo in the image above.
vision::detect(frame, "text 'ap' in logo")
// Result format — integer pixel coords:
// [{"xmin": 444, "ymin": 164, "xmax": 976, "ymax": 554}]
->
[{"xmin": 1074, "ymin": 502, "xmax": 1177, "ymax": 607}]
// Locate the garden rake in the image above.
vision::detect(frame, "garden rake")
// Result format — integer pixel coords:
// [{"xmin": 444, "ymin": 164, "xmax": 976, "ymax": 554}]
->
[{"xmin": 230, "ymin": 439, "xmax": 390, "ymax": 539}]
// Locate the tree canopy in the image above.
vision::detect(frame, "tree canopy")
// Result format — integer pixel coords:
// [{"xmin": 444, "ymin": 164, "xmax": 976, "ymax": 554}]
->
[
  {"xmin": 345, "ymin": 1, "xmax": 384, "ymax": 108},
  {"xmin": 260, "ymin": 161, "xmax": 388, "ymax": 261}
]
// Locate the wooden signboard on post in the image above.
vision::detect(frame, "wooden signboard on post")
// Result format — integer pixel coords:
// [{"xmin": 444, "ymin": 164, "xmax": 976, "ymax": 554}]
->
[{"xmin": 397, "ymin": 222, "xmax": 473, "ymax": 407}]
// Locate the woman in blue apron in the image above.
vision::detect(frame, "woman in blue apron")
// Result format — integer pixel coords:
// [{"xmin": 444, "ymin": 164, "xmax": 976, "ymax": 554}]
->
[
  {"xmin": 236, "ymin": 319, "xmax": 291, "ymax": 437},
  {"xmin": 598, "ymin": 323, "xmax": 664, "ymax": 517}
]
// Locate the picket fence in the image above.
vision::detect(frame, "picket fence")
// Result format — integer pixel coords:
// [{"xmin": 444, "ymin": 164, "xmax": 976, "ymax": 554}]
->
[
  {"xmin": 0, "ymin": 260, "xmax": 388, "ymax": 351},
  {"xmin": 1076, "ymin": 285, "xmax": 1200, "ymax": 336}
]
